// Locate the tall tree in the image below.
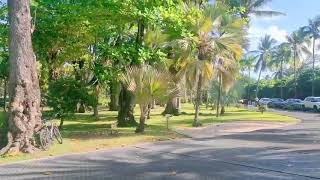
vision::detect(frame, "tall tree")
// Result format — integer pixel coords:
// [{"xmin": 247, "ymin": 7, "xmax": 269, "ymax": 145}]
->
[
  {"xmin": 219, "ymin": 0, "xmax": 284, "ymax": 19},
  {"xmin": 286, "ymin": 30, "xmax": 310, "ymax": 97},
  {"xmin": 240, "ymin": 55, "xmax": 256, "ymax": 100},
  {"xmin": 269, "ymin": 43, "xmax": 292, "ymax": 98},
  {"xmin": 301, "ymin": 16, "xmax": 320, "ymax": 96},
  {"xmin": 254, "ymin": 35, "xmax": 276, "ymax": 98},
  {"xmin": 1, "ymin": 0, "xmax": 42, "ymax": 154}
]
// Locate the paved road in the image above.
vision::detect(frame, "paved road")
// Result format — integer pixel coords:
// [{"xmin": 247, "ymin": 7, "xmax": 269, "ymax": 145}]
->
[{"xmin": 1, "ymin": 110, "xmax": 320, "ymax": 180}]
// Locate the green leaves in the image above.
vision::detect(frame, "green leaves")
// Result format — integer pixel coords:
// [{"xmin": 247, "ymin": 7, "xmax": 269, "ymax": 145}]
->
[{"xmin": 120, "ymin": 65, "xmax": 177, "ymax": 105}]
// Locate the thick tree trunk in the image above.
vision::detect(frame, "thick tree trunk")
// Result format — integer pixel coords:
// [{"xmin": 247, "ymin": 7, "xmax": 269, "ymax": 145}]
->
[
  {"xmin": 109, "ymin": 80, "xmax": 120, "ymax": 111},
  {"xmin": 193, "ymin": 73, "xmax": 202, "ymax": 127},
  {"xmin": 117, "ymin": 85, "xmax": 136, "ymax": 127},
  {"xmin": 3, "ymin": 0, "xmax": 42, "ymax": 154},
  {"xmin": 93, "ymin": 85, "xmax": 99, "ymax": 118},
  {"xmin": 162, "ymin": 97, "xmax": 180, "ymax": 116},
  {"xmin": 220, "ymin": 95, "xmax": 225, "ymax": 115},
  {"xmin": 136, "ymin": 104, "xmax": 147, "ymax": 133}
]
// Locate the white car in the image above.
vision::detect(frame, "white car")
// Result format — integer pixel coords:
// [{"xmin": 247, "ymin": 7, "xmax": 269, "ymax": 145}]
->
[
  {"xmin": 258, "ymin": 98, "xmax": 272, "ymax": 105},
  {"xmin": 303, "ymin": 97, "xmax": 320, "ymax": 111}
]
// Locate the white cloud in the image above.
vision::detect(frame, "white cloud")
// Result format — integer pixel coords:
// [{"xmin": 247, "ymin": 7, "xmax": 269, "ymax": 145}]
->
[{"xmin": 248, "ymin": 25, "xmax": 288, "ymax": 50}]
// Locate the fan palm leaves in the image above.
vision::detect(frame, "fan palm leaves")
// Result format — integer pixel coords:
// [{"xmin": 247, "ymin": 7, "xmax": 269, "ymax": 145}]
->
[
  {"xmin": 172, "ymin": 3, "xmax": 246, "ymax": 126},
  {"xmin": 120, "ymin": 65, "xmax": 177, "ymax": 133}
]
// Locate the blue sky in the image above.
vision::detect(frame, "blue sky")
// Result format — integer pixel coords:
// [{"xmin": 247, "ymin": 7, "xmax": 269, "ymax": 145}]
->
[{"xmin": 249, "ymin": 0, "xmax": 320, "ymax": 50}]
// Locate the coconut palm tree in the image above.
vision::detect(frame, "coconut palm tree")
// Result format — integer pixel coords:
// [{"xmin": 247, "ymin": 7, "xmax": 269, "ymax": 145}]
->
[
  {"xmin": 286, "ymin": 30, "xmax": 311, "ymax": 97},
  {"xmin": 301, "ymin": 16, "xmax": 320, "ymax": 96},
  {"xmin": 215, "ymin": 58, "xmax": 239, "ymax": 116},
  {"xmin": 240, "ymin": 55, "xmax": 256, "ymax": 100},
  {"xmin": 120, "ymin": 65, "xmax": 177, "ymax": 133},
  {"xmin": 254, "ymin": 35, "xmax": 276, "ymax": 98},
  {"xmin": 269, "ymin": 43, "xmax": 292, "ymax": 98}
]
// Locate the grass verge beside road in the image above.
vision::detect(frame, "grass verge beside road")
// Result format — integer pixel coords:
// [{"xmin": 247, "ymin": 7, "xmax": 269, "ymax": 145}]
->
[{"xmin": 0, "ymin": 104, "xmax": 297, "ymax": 164}]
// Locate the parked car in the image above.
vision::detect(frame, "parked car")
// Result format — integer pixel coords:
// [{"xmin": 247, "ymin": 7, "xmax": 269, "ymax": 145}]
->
[
  {"xmin": 267, "ymin": 98, "xmax": 285, "ymax": 108},
  {"xmin": 283, "ymin": 99, "xmax": 304, "ymax": 111},
  {"xmin": 304, "ymin": 97, "xmax": 320, "ymax": 111},
  {"xmin": 258, "ymin": 98, "xmax": 272, "ymax": 105}
]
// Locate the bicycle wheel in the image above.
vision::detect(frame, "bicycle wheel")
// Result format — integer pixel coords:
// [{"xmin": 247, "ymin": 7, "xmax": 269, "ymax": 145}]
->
[
  {"xmin": 39, "ymin": 128, "xmax": 52, "ymax": 150},
  {"xmin": 53, "ymin": 126, "xmax": 63, "ymax": 144}
]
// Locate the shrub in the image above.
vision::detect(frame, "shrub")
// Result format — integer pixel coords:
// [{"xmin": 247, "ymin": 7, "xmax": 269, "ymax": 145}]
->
[{"xmin": 47, "ymin": 77, "xmax": 96, "ymax": 116}]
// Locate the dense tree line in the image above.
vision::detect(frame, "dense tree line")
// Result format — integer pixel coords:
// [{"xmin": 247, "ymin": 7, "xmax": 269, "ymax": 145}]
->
[{"xmin": 0, "ymin": 0, "xmax": 283, "ymax": 154}]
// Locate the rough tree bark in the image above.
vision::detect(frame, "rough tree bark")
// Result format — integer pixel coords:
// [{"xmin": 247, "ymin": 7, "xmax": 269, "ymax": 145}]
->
[
  {"xmin": 162, "ymin": 97, "xmax": 180, "ymax": 116},
  {"xmin": 117, "ymin": 85, "xmax": 136, "ymax": 127},
  {"xmin": 93, "ymin": 84, "xmax": 99, "ymax": 118},
  {"xmin": 193, "ymin": 73, "xmax": 202, "ymax": 127},
  {"xmin": 136, "ymin": 104, "xmax": 147, "ymax": 133},
  {"xmin": 109, "ymin": 80, "xmax": 120, "ymax": 111},
  {"xmin": 3, "ymin": 79, "xmax": 7, "ymax": 112},
  {"xmin": 1, "ymin": 0, "xmax": 42, "ymax": 154}
]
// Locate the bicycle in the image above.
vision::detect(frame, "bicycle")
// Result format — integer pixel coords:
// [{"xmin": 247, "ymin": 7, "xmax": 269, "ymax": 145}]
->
[{"xmin": 35, "ymin": 114, "xmax": 63, "ymax": 150}]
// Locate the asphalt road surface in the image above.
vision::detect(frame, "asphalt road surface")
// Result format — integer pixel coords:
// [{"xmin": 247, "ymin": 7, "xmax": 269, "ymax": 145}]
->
[{"xmin": 1, "ymin": 110, "xmax": 320, "ymax": 180}]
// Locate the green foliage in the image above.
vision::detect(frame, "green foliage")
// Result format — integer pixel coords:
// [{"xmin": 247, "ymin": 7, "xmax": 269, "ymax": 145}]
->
[{"xmin": 47, "ymin": 78, "xmax": 96, "ymax": 116}]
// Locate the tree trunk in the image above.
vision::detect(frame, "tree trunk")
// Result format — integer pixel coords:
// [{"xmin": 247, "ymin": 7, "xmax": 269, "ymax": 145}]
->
[
  {"xmin": 109, "ymin": 80, "xmax": 120, "ymax": 111},
  {"xmin": 136, "ymin": 104, "xmax": 147, "ymax": 133},
  {"xmin": 146, "ymin": 103, "xmax": 151, "ymax": 119},
  {"xmin": 220, "ymin": 95, "xmax": 225, "ymax": 115},
  {"xmin": 3, "ymin": 79, "xmax": 7, "ymax": 112},
  {"xmin": 162, "ymin": 97, "xmax": 180, "ymax": 116},
  {"xmin": 193, "ymin": 73, "xmax": 202, "ymax": 127},
  {"xmin": 117, "ymin": 85, "xmax": 136, "ymax": 127},
  {"xmin": 247, "ymin": 67, "xmax": 250, "ymax": 101},
  {"xmin": 280, "ymin": 59, "xmax": 283, "ymax": 99},
  {"xmin": 2, "ymin": 0, "xmax": 42, "ymax": 154},
  {"xmin": 59, "ymin": 117, "xmax": 64, "ymax": 130},
  {"xmin": 93, "ymin": 84, "xmax": 99, "ymax": 118},
  {"xmin": 151, "ymin": 99, "xmax": 156, "ymax": 109},
  {"xmin": 216, "ymin": 74, "xmax": 222, "ymax": 118},
  {"xmin": 293, "ymin": 49, "xmax": 297, "ymax": 98},
  {"xmin": 255, "ymin": 68, "xmax": 263, "ymax": 98},
  {"xmin": 312, "ymin": 38, "xmax": 315, "ymax": 96}
]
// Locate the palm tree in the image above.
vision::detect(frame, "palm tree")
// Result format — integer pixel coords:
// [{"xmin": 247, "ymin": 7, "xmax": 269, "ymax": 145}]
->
[
  {"xmin": 215, "ymin": 58, "xmax": 239, "ymax": 116},
  {"xmin": 254, "ymin": 35, "xmax": 276, "ymax": 98},
  {"xmin": 269, "ymin": 43, "xmax": 292, "ymax": 98},
  {"xmin": 120, "ymin": 65, "xmax": 177, "ymax": 133},
  {"xmin": 176, "ymin": 4, "xmax": 245, "ymax": 126},
  {"xmin": 218, "ymin": 0, "xmax": 284, "ymax": 19},
  {"xmin": 301, "ymin": 16, "xmax": 320, "ymax": 96},
  {"xmin": 240, "ymin": 55, "xmax": 256, "ymax": 100},
  {"xmin": 286, "ymin": 30, "xmax": 310, "ymax": 97}
]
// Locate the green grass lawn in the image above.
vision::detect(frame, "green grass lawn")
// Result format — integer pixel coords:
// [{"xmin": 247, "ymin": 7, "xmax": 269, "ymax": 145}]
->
[{"xmin": 0, "ymin": 104, "xmax": 297, "ymax": 164}]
